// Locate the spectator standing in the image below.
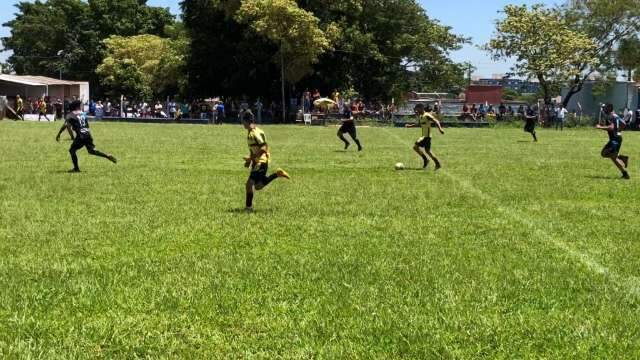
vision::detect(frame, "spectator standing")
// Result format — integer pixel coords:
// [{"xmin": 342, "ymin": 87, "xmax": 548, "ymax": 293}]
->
[
  {"xmin": 169, "ymin": 99, "xmax": 177, "ymax": 119},
  {"xmin": 216, "ymin": 101, "xmax": 225, "ymax": 124},
  {"xmin": 38, "ymin": 97, "xmax": 50, "ymax": 121},
  {"xmin": 104, "ymin": 99, "xmax": 112, "ymax": 117},
  {"xmin": 15, "ymin": 94, "xmax": 24, "ymax": 121},
  {"xmin": 95, "ymin": 100, "xmax": 104, "ymax": 120},
  {"xmin": 303, "ymin": 89, "xmax": 311, "ymax": 113},
  {"xmin": 556, "ymin": 104, "xmax": 568, "ymax": 131},
  {"xmin": 89, "ymin": 99, "xmax": 96, "ymax": 116},
  {"xmin": 254, "ymin": 98, "xmax": 263, "ymax": 124}
]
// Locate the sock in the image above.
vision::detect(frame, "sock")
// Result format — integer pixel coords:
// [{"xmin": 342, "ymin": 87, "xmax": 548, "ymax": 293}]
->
[
  {"xmin": 88, "ymin": 149, "xmax": 110, "ymax": 159},
  {"xmin": 246, "ymin": 192, "xmax": 254, "ymax": 208},
  {"xmin": 354, "ymin": 139, "xmax": 362, "ymax": 150},
  {"xmin": 70, "ymin": 151, "xmax": 79, "ymax": 170},
  {"xmin": 421, "ymin": 154, "xmax": 429, "ymax": 168},
  {"xmin": 339, "ymin": 134, "xmax": 350, "ymax": 149},
  {"xmin": 533, "ymin": 132, "xmax": 538, "ymax": 141}
]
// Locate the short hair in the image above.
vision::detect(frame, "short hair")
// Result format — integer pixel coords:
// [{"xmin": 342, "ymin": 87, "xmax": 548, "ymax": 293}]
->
[
  {"xmin": 414, "ymin": 103, "xmax": 425, "ymax": 112},
  {"xmin": 70, "ymin": 100, "xmax": 83, "ymax": 111},
  {"xmin": 242, "ymin": 110, "xmax": 255, "ymax": 123},
  {"xmin": 604, "ymin": 103, "xmax": 614, "ymax": 113}
]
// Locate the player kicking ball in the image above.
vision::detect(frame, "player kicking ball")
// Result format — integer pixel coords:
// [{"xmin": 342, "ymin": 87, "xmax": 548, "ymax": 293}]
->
[
  {"xmin": 242, "ymin": 111, "xmax": 290, "ymax": 211},
  {"xmin": 337, "ymin": 103, "xmax": 362, "ymax": 151},
  {"xmin": 597, "ymin": 103, "xmax": 630, "ymax": 179},
  {"xmin": 408, "ymin": 104, "xmax": 445, "ymax": 170},
  {"xmin": 56, "ymin": 100, "xmax": 117, "ymax": 172}
]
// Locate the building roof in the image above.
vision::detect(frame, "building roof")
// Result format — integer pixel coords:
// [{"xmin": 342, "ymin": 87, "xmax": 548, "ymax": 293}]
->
[{"xmin": 0, "ymin": 74, "xmax": 87, "ymax": 86}]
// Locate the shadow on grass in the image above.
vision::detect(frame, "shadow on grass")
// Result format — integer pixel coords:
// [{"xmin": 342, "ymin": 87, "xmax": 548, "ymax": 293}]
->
[
  {"xmin": 227, "ymin": 207, "xmax": 276, "ymax": 214},
  {"xmin": 586, "ymin": 175, "xmax": 624, "ymax": 180}
]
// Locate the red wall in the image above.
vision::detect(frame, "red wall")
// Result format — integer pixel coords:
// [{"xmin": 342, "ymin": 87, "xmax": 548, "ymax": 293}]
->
[{"xmin": 465, "ymin": 86, "xmax": 503, "ymax": 105}]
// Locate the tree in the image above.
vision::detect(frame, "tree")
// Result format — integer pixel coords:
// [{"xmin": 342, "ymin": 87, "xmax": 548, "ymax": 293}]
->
[
  {"xmin": 616, "ymin": 36, "xmax": 640, "ymax": 81},
  {"xmin": 2, "ymin": 0, "xmax": 175, "ymax": 96},
  {"xmin": 487, "ymin": 5, "xmax": 598, "ymax": 105},
  {"xmin": 96, "ymin": 34, "xmax": 187, "ymax": 99},
  {"xmin": 236, "ymin": 0, "xmax": 337, "ymax": 122},
  {"xmin": 561, "ymin": 0, "xmax": 640, "ymax": 105}
]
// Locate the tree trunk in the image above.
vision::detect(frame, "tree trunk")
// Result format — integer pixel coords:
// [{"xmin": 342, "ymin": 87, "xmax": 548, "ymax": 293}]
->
[{"xmin": 280, "ymin": 49, "xmax": 286, "ymax": 124}]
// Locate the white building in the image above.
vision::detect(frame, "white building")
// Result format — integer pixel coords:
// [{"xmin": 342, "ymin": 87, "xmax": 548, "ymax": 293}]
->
[{"xmin": 0, "ymin": 74, "xmax": 89, "ymax": 101}]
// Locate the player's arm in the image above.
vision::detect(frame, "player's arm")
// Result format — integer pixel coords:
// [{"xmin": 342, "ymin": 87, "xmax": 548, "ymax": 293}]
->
[
  {"xmin": 596, "ymin": 123, "xmax": 612, "ymax": 131},
  {"xmin": 56, "ymin": 122, "xmax": 69, "ymax": 142},
  {"xmin": 433, "ymin": 118, "xmax": 445, "ymax": 134}
]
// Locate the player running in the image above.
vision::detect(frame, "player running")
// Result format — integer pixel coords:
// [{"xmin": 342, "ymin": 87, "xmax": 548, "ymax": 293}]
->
[
  {"xmin": 337, "ymin": 103, "xmax": 363, "ymax": 151},
  {"xmin": 56, "ymin": 100, "xmax": 117, "ymax": 172},
  {"xmin": 242, "ymin": 110, "xmax": 290, "ymax": 211},
  {"xmin": 409, "ymin": 103, "xmax": 445, "ymax": 170},
  {"xmin": 524, "ymin": 105, "xmax": 538, "ymax": 142},
  {"xmin": 38, "ymin": 97, "xmax": 50, "ymax": 122},
  {"xmin": 597, "ymin": 103, "xmax": 630, "ymax": 179}
]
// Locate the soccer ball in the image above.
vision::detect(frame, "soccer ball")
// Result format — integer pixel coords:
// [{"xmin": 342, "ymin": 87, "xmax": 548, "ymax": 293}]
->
[{"xmin": 394, "ymin": 162, "xmax": 405, "ymax": 170}]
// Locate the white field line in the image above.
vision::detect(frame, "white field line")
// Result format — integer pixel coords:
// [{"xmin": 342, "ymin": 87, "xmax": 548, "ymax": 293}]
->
[{"xmin": 382, "ymin": 128, "xmax": 640, "ymax": 297}]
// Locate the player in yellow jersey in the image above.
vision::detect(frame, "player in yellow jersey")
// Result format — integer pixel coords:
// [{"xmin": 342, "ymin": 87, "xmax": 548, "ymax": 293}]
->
[
  {"xmin": 242, "ymin": 110, "xmax": 290, "ymax": 211},
  {"xmin": 409, "ymin": 103, "xmax": 445, "ymax": 169},
  {"xmin": 15, "ymin": 95, "xmax": 24, "ymax": 121}
]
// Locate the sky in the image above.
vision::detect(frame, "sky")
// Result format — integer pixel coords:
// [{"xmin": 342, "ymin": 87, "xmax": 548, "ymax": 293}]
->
[{"xmin": 0, "ymin": 0, "xmax": 558, "ymax": 78}]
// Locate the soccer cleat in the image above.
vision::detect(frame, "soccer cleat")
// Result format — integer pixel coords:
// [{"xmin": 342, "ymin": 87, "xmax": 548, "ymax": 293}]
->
[
  {"xmin": 276, "ymin": 168, "xmax": 291, "ymax": 180},
  {"xmin": 244, "ymin": 207, "xmax": 254, "ymax": 213},
  {"xmin": 344, "ymin": 143, "xmax": 350, "ymax": 150},
  {"xmin": 434, "ymin": 164, "xmax": 442, "ymax": 171},
  {"xmin": 358, "ymin": 145, "xmax": 363, "ymax": 152},
  {"xmin": 620, "ymin": 156, "xmax": 629, "ymax": 168},
  {"xmin": 68, "ymin": 168, "xmax": 80, "ymax": 173},
  {"xmin": 622, "ymin": 172, "xmax": 630, "ymax": 180},
  {"xmin": 108, "ymin": 155, "xmax": 118, "ymax": 164}
]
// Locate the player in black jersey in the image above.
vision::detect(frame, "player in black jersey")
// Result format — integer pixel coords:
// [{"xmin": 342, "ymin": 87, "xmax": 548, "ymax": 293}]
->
[
  {"xmin": 56, "ymin": 100, "xmax": 117, "ymax": 172},
  {"xmin": 337, "ymin": 103, "xmax": 362, "ymax": 151},
  {"xmin": 597, "ymin": 104, "xmax": 630, "ymax": 179},
  {"xmin": 524, "ymin": 105, "xmax": 538, "ymax": 142}
]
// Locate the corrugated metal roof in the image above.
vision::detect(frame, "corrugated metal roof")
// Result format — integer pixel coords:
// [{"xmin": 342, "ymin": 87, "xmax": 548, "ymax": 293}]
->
[{"xmin": 0, "ymin": 74, "xmax": 87, "ymax": 86}]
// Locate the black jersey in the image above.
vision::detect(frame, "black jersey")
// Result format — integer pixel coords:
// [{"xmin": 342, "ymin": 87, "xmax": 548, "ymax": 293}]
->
[{"xmin": 67, "ymin": 112, "xmax": 92, "ymax": 138}]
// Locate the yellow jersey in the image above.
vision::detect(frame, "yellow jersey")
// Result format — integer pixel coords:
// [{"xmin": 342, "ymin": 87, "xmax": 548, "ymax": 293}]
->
[
  {"xmin": 247, "ymin": 127, "xmax": 270, "ymax": 165},
  {"xmin": 16, "ymin": 98, "xmax": 23, "ymax": 111},
  {"xmin": 418, "ymin": 112, "xmax": 437, "ymax": 138}
]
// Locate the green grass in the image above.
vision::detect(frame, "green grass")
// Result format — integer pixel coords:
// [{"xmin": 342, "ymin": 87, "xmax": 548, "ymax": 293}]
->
[{"xmin": 1, "ymin": 120, "xmax": 639, "ymax": 358}]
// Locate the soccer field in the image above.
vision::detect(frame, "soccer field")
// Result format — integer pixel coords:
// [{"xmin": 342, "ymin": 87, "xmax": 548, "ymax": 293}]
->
[{"xmin": 1, "ymin": 121, "xmax": 639, "ymax": 358}]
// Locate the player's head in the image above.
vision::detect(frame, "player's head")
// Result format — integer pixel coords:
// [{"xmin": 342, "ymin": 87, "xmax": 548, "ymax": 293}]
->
[
  {"xmin": 604, "ymin": 103, "xmax": 614, "ymax": 115},
  {"xmin": 241, "ymin": 110, "xmax": 255, "ymax": 129},
  {"xmin": 414, "ymin": 103, "xmax": 425, "ymax": 115},
  {"xmin": 70, "ymin": 100, "xmax": 83, "ymax": 112}
]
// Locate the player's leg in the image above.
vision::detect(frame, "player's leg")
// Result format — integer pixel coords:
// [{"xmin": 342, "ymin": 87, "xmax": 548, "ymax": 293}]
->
[
  {"xmin": 348, "ymin": 126, "xmax": 362, "ymax": 151},
  {"xmin": 254, "ymin": 164, "xmax": 289, "ymax": 191},
  {"xmin": 67, "ymin": 126, "xmax": 74, "ymax": 140},
  {"xmin": 85, "ymin": 139, "xmax": 117, "ymax": 163},
  {"xmin": 245, "ymin": 178, "xmax": 256, "ymax": 210},
  {"xmin": 68, "ymin": 139, "xmax": 85, "ymax": 172},
  {"xmin": 338, "ymin": 127, "xmax": 350, "ymax": 149},
  {"xmin": 602, "ymin": 142, "xmax": 629, "ymax": 179},
  {"xmin": 413, "ymin": 139, "xmax": 429, "ymax": 168},
  {"xmin": 423, "ymin": 138, "xmax": 441, "ymax": 170}
]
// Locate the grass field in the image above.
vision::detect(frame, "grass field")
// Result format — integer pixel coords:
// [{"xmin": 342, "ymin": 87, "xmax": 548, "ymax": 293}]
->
[{"xmin": 1, "ymin": 120, "xmax": 639, "ymax": 358}]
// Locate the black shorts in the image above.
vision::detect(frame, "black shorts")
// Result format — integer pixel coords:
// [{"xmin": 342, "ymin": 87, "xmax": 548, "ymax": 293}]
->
[
  {"xmin": 415, "ymin": 136, "xmax": 432, "ymax": 151},
  {"xmin": 249, "ymin": 163, "xmax": 269, "ymax": 183},
  {"xmin": 601, "ymin": 137, "xmax": 622, "ymax": 158},
  {"xmin": 524, "ymin": 121, "xmax": 536, "ymax": 133},
  {"xmin": 70, "ymin": 136, "xmax": 96, "ymax": 152},
  {"xmin": 339, "ymin": 121, "xmax": 357, "ymax": 137}
]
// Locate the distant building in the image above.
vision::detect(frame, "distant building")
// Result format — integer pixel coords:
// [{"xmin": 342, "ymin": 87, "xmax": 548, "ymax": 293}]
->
[
  {"xmin": 561, "ymin": 81, "xmax": 639, "ymax": 116},
  {"xmin": 475, "ymin": 78, "xmax": 540, "ymax": 94},
  {"xmin": 0, "ymin": 74, "xmax": 89, "ymax": 101},
  {"xmin": 465, "ymin": 85, "xmax": 503, "ymax": 105}
]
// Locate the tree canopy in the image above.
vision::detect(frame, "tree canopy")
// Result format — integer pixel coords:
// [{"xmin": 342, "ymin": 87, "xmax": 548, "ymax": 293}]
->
[{"xmin": 1, "ymin": 0, "xmax": 174, "ymax": 94}]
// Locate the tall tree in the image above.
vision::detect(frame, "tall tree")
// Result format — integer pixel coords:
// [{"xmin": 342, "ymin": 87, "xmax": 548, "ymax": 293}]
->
[
  {"xmin": 2, "ymin": 0, "xmax": 174, "ymax": 95},
  {"xmin": 236, "ymin": 0, "xmax": 337, "ymax": 121},
  {"xmin": 487, "ymin": 5, "xmax": 598, "ymax": 105},
  {"xmin": 97, "ymin": 34, "xmax": 187, "ymax": 99},
  {"xmin": 617, "ymin": 36, "xmax": 640, "ymax": 81}
]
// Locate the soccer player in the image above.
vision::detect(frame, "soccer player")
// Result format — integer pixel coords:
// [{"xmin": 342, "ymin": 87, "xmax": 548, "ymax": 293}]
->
[
  {"xmin": 409, "ymin": 103, "xmax": 445, "ymax": 169},
  {"xmin": 524, "ymin": 105, "xmax": 538, "ymax": 142},
  {"xmin": 56, "ymin": 100, "xmax": 117, "ymax": 172},
  {"xmin": 15, "ymin": 95, "xmax": 24, "ymax": 121},
  {"xmin": 337, "ymin": 103, "xmax": 363, "ymax": 151},
  {"xmin": 38, "ymin": 97, "xmax": 50, "ymax": 122},
  {"xmin": 597, "ymin": 103, "xmax": 630, "ymax": 179},
  {"xmin": 242, "ymin": 110, "xmax": 290, "ymax": 211}
]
